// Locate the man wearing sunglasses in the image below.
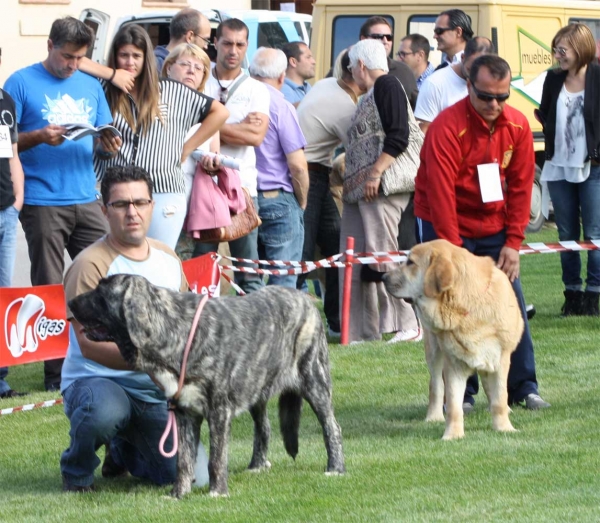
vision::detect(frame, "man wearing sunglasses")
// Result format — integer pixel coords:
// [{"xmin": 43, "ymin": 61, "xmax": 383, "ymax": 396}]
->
[
  {"xmin": 358, "ymin": 16, "xmax": 418, "ymax": 110},
  {"xmin": 414, "ymin": 55, "xmax": 551, "ymax": 412},
  {"xmin": 415, "ymin": 36, "xmax": 495, "ymax": 133},
  {"xmin": 154, "ymin": 9, "xmax": 212, "ymax": 72},
  {"xmin": 433, "ymin": 9, "xmax": 473, "ymax": 70}
]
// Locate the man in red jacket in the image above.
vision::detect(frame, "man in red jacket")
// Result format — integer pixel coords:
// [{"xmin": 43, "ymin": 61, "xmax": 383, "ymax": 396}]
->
[{"xmin": 414, "ymin": 54, "xmax": 550, "ymax": 411}]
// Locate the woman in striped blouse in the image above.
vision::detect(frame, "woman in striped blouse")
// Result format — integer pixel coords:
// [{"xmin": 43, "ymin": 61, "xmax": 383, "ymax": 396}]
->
[{"xmin": 96, "ymin": 24, "xmax": 229, "ymax": 249}]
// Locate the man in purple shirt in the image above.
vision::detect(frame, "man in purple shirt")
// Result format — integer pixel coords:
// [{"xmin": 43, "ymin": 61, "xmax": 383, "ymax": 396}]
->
[{"xmin": 249, "ymin": 47, "xmax": 309, "ymax": 288}]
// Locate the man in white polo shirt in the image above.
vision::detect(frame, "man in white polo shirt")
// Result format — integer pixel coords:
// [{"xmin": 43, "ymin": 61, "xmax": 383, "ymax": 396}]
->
[{"xmin": 193, "ymin": 18, "xmax": 270, "ymax": 293}]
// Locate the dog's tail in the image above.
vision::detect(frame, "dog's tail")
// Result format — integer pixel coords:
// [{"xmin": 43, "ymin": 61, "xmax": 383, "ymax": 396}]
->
[{"xmin": 279, "ymin": 391, "xmax": 303, "ymax": 459}]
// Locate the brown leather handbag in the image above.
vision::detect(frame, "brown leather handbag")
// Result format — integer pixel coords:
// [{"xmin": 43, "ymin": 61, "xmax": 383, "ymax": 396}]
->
[{"xmin": 197, "ymin": 187, "xmax": 262, "ymax": 243}]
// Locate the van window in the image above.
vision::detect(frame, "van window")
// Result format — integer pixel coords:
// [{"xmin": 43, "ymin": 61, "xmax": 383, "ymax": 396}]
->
[
  {"xmin": 293, "ymin": 21, "xmax": 305, "ymax": 41},
  {"xmin": 407, "ymin": 14, "xmax": 442, "ymax": 67},
  {"xmin": 569, "ymin": 18, "xmax": 600, "ymax": 57},
  {"xmin": 121, "ymin": 19, "xmax": 171, "ymax": 48},
  {"xmin": 83, "ymin": 19, "xmax": 99, "ymax": 59},
  {"xmin": 407, "ymin": 15, "xmax": 436, "ymax": 43},
  {"xmin": 257, "ymin": 22, "xmax": 289, "ymax": 48},
  {"xmin": 304, "ymin": 21, "xmax": 311, "ymax": 42},
  {"xmin": 331, "ymin": 15, "xmax": 394, "ymax": 68}
]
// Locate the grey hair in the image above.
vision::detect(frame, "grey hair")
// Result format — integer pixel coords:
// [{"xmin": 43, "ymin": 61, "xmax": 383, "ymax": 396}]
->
[
  {"xmin": 348, "ymin": 39, "xmax": 389, "ymax": 72},
  {"xmin": 249, "ymin": 47, "xmax": 288, "ymax": 79}
]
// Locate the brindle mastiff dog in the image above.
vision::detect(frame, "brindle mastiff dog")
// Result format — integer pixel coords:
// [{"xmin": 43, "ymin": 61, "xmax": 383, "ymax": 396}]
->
[{"xmin": 69, "ymin": 274, "xmax": 345, "ymax": 498}]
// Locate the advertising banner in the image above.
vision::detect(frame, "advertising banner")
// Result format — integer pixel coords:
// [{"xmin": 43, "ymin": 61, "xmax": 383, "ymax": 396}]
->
[{"xmin": 0, "ymin": 285, "xmax": 69, "ymax": 367}]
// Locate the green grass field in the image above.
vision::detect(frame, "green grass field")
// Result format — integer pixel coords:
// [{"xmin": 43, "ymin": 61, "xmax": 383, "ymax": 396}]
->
[{"xmin": 1, "ymin": 225, "xmax": 599, "ymax": 522}]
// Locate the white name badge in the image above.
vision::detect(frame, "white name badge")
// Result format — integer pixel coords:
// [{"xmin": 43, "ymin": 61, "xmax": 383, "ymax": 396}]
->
[
  {"xmin": 0, "ymin": 125, "xmax": 13, "ymax": 159},
  {"xmin": 477, "ymin": 163, "xmax": 503, "ymax": 203}
]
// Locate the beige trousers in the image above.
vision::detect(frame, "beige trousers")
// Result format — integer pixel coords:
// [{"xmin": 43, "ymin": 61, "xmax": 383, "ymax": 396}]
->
[{"xmin": 339, "ymin": 193, "xmax": 418, "ymax": 343}]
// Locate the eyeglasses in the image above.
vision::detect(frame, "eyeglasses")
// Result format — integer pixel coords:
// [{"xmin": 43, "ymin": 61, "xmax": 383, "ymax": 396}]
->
[
  {"xmin": 106, "ymin": 199, "xmax": 153, "ymax": 212},
  {"xmin": 470, "ymin": 83, "xmax": 510, "ymax": 103},
  {"xmin": 193, "ymin": 33, "xmax": 212, "ymax": 48},
  {"xmin": 433, "ymin": 26, "xmax": 454, "ymax": 35},
  {"xmin": 367, "ymin": 33, "xmax": 393, "ymax": 42},
  {"xmin": 397, "ymin": 51, "xmax": 415, "ymax": 58},
  {"xmin": 175, "ymin": 60, "xmax": 205, "ymax": 74},
  {"xmin": 552, "ymin": 47, "xmax": 568, "ymax": 56}
]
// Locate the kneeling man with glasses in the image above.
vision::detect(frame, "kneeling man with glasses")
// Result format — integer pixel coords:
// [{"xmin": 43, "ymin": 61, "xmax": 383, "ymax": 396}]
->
[{"xmin": 60, "ymin": 166, "xmax": 187, "ymax": 492}]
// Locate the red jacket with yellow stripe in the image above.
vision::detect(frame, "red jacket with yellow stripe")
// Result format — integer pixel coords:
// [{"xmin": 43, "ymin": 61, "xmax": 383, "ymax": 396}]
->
[{"xmin": 414, "ymin": 96, "xmax": 534, "ymax": 250}]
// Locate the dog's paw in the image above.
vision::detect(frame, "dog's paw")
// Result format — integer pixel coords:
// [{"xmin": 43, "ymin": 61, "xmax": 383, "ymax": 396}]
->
[
  {"xmin": 425, "ymin": 413, "xmax": 445, "ymax": 423},
  {"xmin": 493, "ymin": 423, "xmax": 517, "ymax": 433},
  {"xmin": 441, "ymin": 431, "xmax": 465, "ymax": 441},
  {"xmin": 170, "ymin": 485, "xmax": 191, "ymax": 499},
  {"xmin": 247, "ymin": 460, "xmax": 271, "ymax": 473},
  {"xmin": 209, "ymin": 490, "xmax": 230, "ymax": 498}
]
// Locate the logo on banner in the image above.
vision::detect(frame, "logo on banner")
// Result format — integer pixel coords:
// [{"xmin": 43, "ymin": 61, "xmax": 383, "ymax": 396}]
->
[
  {"xmin": 4, "ymin": 294, "xmax": 66, "ymax": 358},
  {"xmin": 182, "ymin": 253, "xmax": 221, "ymax": 298}
]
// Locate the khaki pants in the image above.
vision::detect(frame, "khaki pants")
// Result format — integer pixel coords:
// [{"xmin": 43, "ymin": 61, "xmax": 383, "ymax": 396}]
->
[{"xmin": 339, "ymin": 193, "xmax": 418, "ymax": 343}]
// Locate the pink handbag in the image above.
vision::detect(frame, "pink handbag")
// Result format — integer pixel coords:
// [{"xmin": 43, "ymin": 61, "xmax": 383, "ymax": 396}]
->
[{"xmin": 186, "ymin": 164, "xmax": 260, "ymax": 242}]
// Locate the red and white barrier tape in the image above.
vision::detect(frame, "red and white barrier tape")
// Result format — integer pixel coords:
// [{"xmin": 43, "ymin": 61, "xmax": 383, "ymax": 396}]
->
[
  {"xmin": 216, "ymin": 241, "xmax": 600, "ymax": 276},
  {"xmin": 219, "ymin": 270, "xmax": 246, "ymax": 296},
  {"xmin": 519, "ymin": 240, "xmax": 600, "ymax": 254},
  {"xmin": 0, "ymin": 398, "xmax": 63, "ymax": 416}
]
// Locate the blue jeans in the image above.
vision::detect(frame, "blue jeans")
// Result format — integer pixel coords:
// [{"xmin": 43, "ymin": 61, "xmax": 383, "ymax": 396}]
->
[
  {"xmin": 257, "ymin": 190, "xmax": 304, "ymax": 288},
  {"xmin": 147, "ymin": 192, "xmax": 187, "ymax": 251},
  {"xmin": 193, "ymin": 197, "xmax": 264, "ymax": 294},
  {"xmin": 0, "ymin": 205, "xmax": 19, "ymax": 394},
  {"xmin": 547, "ymin": 164, "xmax": 600, "ymax": 292},
  {"xmin": 416, "ymin": 219, "xmax": 539, "ymax": 404},
  {"xmin": 61, "ymin": 378, "xmax": 177, "ymax": 487}
]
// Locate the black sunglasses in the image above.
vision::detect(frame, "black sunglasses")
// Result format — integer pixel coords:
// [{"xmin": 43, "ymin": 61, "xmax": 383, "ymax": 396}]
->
[
  {"xmin": 471, "ymin": 83, "xmax": 510, "ymax": 103},
  {"xmin": 433, "ymin": 26, "xmax": 454, "ymax": 35},
  {"xmin": 367, "ymin": 33, "xmax": 393, "ymax": 42}
]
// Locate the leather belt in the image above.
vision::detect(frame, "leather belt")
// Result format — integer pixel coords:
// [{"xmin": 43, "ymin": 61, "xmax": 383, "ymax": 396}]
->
[{"xmin": 307, "ymin": 162, "xmax": 331, "ymax": 174}]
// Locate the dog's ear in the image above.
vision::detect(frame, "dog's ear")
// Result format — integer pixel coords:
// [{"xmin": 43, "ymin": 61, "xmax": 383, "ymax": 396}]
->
[
  {"xmin": 122, "ymin": 276, "xmax": 163, "ymax": 349},
  {"xmin": 423, "ymin": 253, "xmax": 455, "ymax": 298}
]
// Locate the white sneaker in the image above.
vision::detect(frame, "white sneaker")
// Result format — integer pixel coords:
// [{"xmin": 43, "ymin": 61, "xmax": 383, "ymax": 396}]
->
[{"xmin": 387, "ymin": 328, "xmax": 423, "ymax": 343}]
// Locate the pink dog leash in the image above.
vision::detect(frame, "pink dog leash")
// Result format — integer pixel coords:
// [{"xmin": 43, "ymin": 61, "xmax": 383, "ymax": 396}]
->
[{"xmin": 159, "ymin": 293, "xmax": 209, "ymax": 458}]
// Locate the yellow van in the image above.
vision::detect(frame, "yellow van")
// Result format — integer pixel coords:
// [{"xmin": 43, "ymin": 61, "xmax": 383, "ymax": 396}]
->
[{"xmin": 310, "ymin": 0, "xmax": 600, "ymax": 231}]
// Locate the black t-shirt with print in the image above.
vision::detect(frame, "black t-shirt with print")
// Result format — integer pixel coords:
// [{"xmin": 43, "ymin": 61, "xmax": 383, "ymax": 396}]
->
[{"xmin": 0, "ymin": 89, "xmax": 18, "ymax": 210}]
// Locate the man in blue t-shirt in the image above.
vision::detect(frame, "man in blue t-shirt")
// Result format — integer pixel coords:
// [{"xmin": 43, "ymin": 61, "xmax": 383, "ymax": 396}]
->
[{"xmin": 4, "ymin": 17, "xmax": 121, "ymax": 391}]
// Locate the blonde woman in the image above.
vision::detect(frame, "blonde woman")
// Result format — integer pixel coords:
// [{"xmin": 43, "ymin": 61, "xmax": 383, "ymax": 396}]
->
[
  {"xmin": 161, "ymin": 43, "xmax": 220, "ymax": 201},
  {"xmin": 95, "ymin": 25, "xmax": 229, "ymax": 249}
]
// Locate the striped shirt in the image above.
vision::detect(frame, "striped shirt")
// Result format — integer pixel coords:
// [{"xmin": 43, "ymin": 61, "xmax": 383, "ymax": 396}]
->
[{"xmin": 95, "ymin": 78, "xmax": 213, "ymax": 194}]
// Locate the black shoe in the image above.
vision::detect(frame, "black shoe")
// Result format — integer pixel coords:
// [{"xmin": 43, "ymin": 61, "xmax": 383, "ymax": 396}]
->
[
  {"xmin": 462, "ymin": 402, "xmax": 474, "ymax": 415},
  {"xmin": 582, "ymin": 291, "xmax": 600, "ymax": 317},
  {"xmin": 561, "ymin": 290, "xmax": 584, "ymax": 316},
  {"xmin": 0, "ymin": 389, "xmax": 29, "ymax": 399},
  {"xmin": 522, "ymin": 393, "xmax": 551, "ymax": 410},
  {"xmin": 46, "ymin": 383, "xmax": 61, "ymax": 392},
  {"xmin": 101, "ymin": 445, "xmax": 128, "ymax": 478},
  {"xmin": 62, "ymin": 476, "xmax": 96, "ymax": 493},
  {"xmin": 526, "ymin": 304, "xmax": 536, "ymax": 320}
]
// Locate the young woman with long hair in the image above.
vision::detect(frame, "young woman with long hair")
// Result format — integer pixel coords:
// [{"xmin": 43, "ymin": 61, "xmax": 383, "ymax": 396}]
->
[{"xmin": 95, "ymin": 25, "xmax": 229, "ymax": 249}]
